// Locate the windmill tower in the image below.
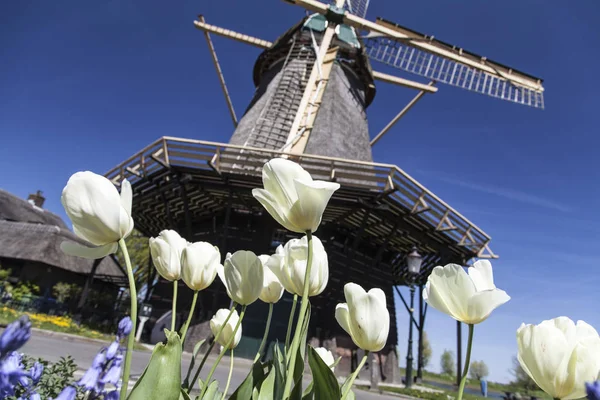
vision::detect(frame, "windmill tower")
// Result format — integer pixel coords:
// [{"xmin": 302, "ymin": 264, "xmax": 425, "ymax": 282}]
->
[{"xmin": 105, "ymin": 0, "xmax": 544, "ymax": 388}]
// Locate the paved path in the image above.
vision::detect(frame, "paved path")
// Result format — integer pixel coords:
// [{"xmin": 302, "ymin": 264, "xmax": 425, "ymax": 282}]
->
[{"xmin": 19, "ymin": 331, "xmax": 409, "ymax": 399}]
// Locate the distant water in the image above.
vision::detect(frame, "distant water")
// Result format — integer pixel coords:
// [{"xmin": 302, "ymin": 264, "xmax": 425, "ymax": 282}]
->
[{"xmin": 424, "ymin": 380, "xmax": 504, "ymax": 399}]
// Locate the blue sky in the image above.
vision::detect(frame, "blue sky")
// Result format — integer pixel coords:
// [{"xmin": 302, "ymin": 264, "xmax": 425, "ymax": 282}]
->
[{"xmin": 2, "ymin": 0, "xmax": 599, "ymax": 383}]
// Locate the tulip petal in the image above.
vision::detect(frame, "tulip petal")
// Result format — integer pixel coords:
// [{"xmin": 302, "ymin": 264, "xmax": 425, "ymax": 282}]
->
[
  {"xmin": 335, "ymin": 303, "xmax": 351, "ymax": 336},
  {"xmin": 517, "ymin": 322, "xmax": 574, "ymax": 398},
  {"xmin": 289, "ymin": 179, "xmax": 340, "ymax": 233},
  {"xmin": 345, "ymin": 285, "xmax": 389, "ymax": 351},
  {"xmin": 61, "ymin": 171, "xmax": 123, "ymax": 245},
  {"xmin": 565, "ymin": 337, "xmax": 600, "ymax": 399},
  {"xmin": 262, "ymin": 158, "xmax": 312, "ymax": 209},
  {"xmin": 424, "ymin": 265, "xmax": 475, "ymax": 323},
  {"xmin": 468, "ymin": 260, "xmax": 496, "ymax": 291},
  {"xmin": 252, "ymin": 188, "xmax": 301, "ymax": 233},
  {"xmin": 120, "ymin": 179, "xmax": 132, "ymax": 217},
  {"xmin": 575, "ymin": 320, "xmax": 600, "ymax": 340},
  {"xmin": 466, "ymin": 289, "xmax": 510, "ymax": 324},
  {"xmin": 61, "ymin": 241, "xmax": 117, "ymax": 259}
]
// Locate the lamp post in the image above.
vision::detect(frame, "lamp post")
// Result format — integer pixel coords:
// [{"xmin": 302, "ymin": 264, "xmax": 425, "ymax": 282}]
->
[{"xmin": 405, "ymin": 246, "xmax": 423, "ymax": 389}]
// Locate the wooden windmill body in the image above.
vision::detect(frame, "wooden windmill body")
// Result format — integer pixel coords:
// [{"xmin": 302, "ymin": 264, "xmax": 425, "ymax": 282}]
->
[{"xmin": 106, "ymin": 0, "xmax": 545, "ymax": 387}]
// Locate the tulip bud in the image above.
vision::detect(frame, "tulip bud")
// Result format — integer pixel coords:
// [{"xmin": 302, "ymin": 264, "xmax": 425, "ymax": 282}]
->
[
  {"xmin": 257, "ymin": 255, "xmax": 284, "ymax": 304},
  {"xmin": 335, "ymin": 283, "xmax": 389, "ymax": 352},
  {"xmin": 517, "ymin": 317, "xmax": 600, "ymax": 399},
  {"xmin": 423, "ymin": 260, "xmax": 510, "ymax": 325},
  {"xmin": 217, "ymin": 251, "xmax": 263, "ymax": 305},
  {"xmin": 149, "ymin": 230, "xmax": 188, "ymax": 281},
  {"xmin": 210, "ymin": 309, "xmax": 242, "ymax": 349},
  {"xmin": 181, "ymin": 242, "xmax": 220, "ymax": 291},
  {"xmin": 252, "ymin": 158, "xmax": 340, "ymax": 233},
  {"xmin": 60, "ymin": 171, "xmax": 134, "ymax": 259},
  {"xmin": 314, "ymin": 347, "xmax": 335, "ymax": 372},
  {"xmin": 269, "ymin": 236, "xmax": 328, "ymax": 297}
]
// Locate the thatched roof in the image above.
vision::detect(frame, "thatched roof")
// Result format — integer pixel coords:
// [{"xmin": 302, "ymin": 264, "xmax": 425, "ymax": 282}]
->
[
  {"xmin": 0, "ymin": 189, "xmax": 125, "ymax": 282},
  {"xmin": 0, "ymin": 189, "xmax": 67, "ymax": 228}
]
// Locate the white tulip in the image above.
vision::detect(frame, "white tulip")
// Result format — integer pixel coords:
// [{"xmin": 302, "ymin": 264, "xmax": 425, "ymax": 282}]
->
[
  {"xmin": 60, "ymin": 171, "xmax": 134, "ymax": 259},
  {"xmin": 181, "ymin": 242, "xmax": 221, "ymax": 291},
  {"xmin": 423, "ymin": 260, "xmax": 510, "ymax": 325},
  {"xmin": 517, "ymin": 317, "xmax": 600, "ymax": 400},
  {"xmin": 268, "ymin": 236, "xmax": 328, "ymax": 297},
  {"xmin": 149, "ymin": 230, "xmax": 188, "ymax": 281},
  {"xmin": 335, "ymin": 283, "xmax": 389, "ymax": 352},
  {"xmin": 252, "ymin": 158, "xmax": 340, "ymax": 233},
  {"xmin": 217, "ymin": 251, "xmax": 263, "ymax": 305},
  {"xmin": 210, "ymin": 308, "xmax": 242, "ymax": 349},
  {"xmin": 314, "ymin": 347, "xmax": 335, "ymax": 372},
  {"xmin": 258, "ymin": 255, "xmax": 284, "ymax": 304}
]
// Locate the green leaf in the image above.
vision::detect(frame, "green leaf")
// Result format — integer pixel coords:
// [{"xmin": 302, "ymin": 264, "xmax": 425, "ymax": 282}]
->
[
  {"xmin": 257, "ymin": 366, "xmax": 276, "ymax": 400},
  {"xmin": 290, "ymin": 344, "xmax": 306, "ymax": 400},
  {"xmin": 183, "ymin": 339, "xmax": 206, "ymax": 389},
  {"xmin": 127, "ymin": 330, "xmax": 182, "ymax": 400},
  {"xmin": 299, "ymin": 302, "xmax": 311, "ymax": 362},
  {"xmin": 229, "ymin": 361, "xmax": 267, "ymax": 400},
  {"xmin": 301, "ymin": 381, "xmax": 314, "ymax": 400},
  {"xmin": 273, "ymin": 345, "xmax": 286, "ymax": 400},
  {"xmin": 203, "ymin": 380, "xmax": 220, "ymax": 400},
  {"xmin": 179, "ymin": 388, "xmax": 192, "ymax": 400},
  {"xmin": 346, "ymin": 390, "xmax": 356, "ymax": 400},
  {"xmin": 307, "ymin": 346, "xmax": 341, "ymax": 400}
]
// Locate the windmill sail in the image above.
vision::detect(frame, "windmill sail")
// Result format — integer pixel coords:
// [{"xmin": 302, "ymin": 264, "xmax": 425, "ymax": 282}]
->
[
  {"xmin": 364, "ymin": 18, "xmax": 545, "ymax": 109},
  {"xmin": 339, "ymin": 0, "xmax": 370, "ymax": 18}
]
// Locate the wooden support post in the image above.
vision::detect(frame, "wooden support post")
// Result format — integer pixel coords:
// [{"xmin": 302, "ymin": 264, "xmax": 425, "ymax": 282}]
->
[
  {"xmin": 370, "ymin": 81, "xmax": 436, "ymax": 147},
  {"xmin": 199, "ymin": 16, "xmax": 238, "ymax": 128},
  {"xmin": 284, "ymin": 0, "xmax": 347, "ymax": 155},
  {"xmin": 179, "ymin": 181, "xmax": 193, "ymax": 239},
  {"xmin": 77, "ymin": 258, "xmax": 102, "ymax": 311}
]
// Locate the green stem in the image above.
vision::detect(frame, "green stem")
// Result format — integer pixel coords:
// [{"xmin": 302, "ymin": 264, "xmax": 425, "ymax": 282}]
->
[
  {"xmin": 457, "ymin": 324, "xmax": 474, "ymax": 400},
  {"xmin": 221, "ymin": 349, "xmax": 234, "ymax": 400},
  {"xmin": 118, "ymin": 238, "xmax": 138, "ymax": 400},
  {"xmin": 254, "ymin": 303, "xmax": 273, "ymax": 363},
  {"xmin": 200, "ymin": 306, "xmax": 246, "ymax": 399},
  {"xmin": 341, "ymin": 352, "xmax": 369, "ymax": 400},
  {"xmin": 285, "ymin": 294, "xmax": 298, "ymax": 356},
  {"xmin": 180, "ymin": 290, "xmax": 198, "ymax": 345},
  {"xmin": 282, "ymin": 231, "xmax": 313, "ymax": 399},
  {"xmin": 188, "ymin": 304, "xmax": 237, "ymax": 393},
  {"xmin": 171, "ymin": 280, "xmax": 178, "ymax": 332}
]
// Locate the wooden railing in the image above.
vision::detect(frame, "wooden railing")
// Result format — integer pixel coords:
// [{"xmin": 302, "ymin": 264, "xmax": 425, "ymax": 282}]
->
[{"xmin": 105, "ymin": 136, "xmax": 495, "ymax": 258}]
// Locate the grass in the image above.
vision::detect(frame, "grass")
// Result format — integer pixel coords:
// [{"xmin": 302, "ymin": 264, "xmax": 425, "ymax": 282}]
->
[{"xmin": 0, "ymin": 306, "xmax": 148, "ymax": 351}]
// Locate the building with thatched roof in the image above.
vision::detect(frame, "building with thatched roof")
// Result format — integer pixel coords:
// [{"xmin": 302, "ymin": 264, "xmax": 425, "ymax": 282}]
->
[{"xmin": 0, "ymin": 189, "xmax": 127, "ymax": 311}]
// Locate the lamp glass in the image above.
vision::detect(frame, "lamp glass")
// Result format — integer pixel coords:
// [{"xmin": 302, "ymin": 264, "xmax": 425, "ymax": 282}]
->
[{"xmin": 406, "ymin": 247, "xmax": 423, "ymax": 275}]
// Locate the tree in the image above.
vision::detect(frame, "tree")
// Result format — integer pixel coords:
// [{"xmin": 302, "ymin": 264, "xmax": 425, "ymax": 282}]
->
[
  {"xmin": 510, "ymin": 356, "xmax": 538, "ymax": 392},
  {"xmin": 469, "ymin": 360, "xmax": 489, "ymax": 380},
  {"xmin": 441, "ymin": 349, "xmax": 455, "ymax": 376},
  {"xmin": 421, "ymin": 331, "xmax": 432, "ymax": 368}
]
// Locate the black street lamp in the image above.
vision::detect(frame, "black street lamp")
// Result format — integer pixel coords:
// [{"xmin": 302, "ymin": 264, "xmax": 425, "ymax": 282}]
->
[{"xmin": 405, "ymin": 246, "xmax": 423, "ymax": 389}]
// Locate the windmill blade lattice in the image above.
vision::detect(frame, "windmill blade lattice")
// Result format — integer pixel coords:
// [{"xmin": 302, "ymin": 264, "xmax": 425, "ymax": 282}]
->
[
  {"xmin": 364, "ymin": 36, "xmax": 545, "ymax": 109},
  {"xmin": 331, "ymin": 0, "xmax": 370, "ymax": 18}
]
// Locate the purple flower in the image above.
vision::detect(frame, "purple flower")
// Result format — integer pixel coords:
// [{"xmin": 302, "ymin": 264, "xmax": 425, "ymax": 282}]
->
[
  {"xmin": 0, "ymin": 351, "xmax": 27, "ymax": 396},
  {"xmin": 54, "ymin": 386, "xmax": 77, "ymax": 400},
  {"xmin": 587, "ymin": 381, "xmax": 600, "ymax": 400},
  {"xmin": 0, "ymin": 316, "xmax": 31, "ymax": 357},
  {"xmin": 117, "ymin": 316, "xmax": 132, "ymax": 338},
  {"xmin": 28, "ymin": 393, "xmax": 41, "ymax": 400},
  {"xmin": 77, "ymin": 352, "xmax": 105, "ymax": 391},
  {"xmin": 30, "ymin": 362, "xmax": 43, "ymax": 384},
  {"xmin": 99, "ymin": 354, "xmax": 123, "ymax": 386},
  {"xmin": 105, "ymin": 341, "xmax": 120, "ymax": 360},
  {"xmin": 104, "ymin": 390, "xmax": 119, "ymax": 400}
]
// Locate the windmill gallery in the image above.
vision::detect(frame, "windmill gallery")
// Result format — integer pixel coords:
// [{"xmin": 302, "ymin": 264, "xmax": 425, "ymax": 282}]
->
[{"xmin": 103, "ymin": 0, "xmax": 545, "ymax": 388}]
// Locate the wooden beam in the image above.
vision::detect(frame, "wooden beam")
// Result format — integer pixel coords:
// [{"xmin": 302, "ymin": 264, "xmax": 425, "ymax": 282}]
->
[
  {"xmin": 371, "ymin": 81, "xmax": 436, "ymax": 147},
  {"xmin": 372, "ymin": 71, "xmax": 438, "ymax": 93},
  {"xmin": 199, "ymin": 16, "xmax": 238, "ymax": 128},
  {"xmin": 193, "ymin": 17, "xmax": 272, "ymax": 49}
]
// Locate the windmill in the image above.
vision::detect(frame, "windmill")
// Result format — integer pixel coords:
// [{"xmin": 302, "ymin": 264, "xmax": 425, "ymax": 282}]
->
[
  {"xmin": 104, "ymin": 0, "xmax": 544, "ymax": 388},
  {"xmin": 195, "ymin": 0, "xmax": 544, "ymax": 160}
]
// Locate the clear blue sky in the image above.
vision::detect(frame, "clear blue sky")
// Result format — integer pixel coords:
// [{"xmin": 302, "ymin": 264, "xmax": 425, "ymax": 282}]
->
[{"xmin": 2, "ymin": 0, "xmax": 599, "ymax": 384}]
